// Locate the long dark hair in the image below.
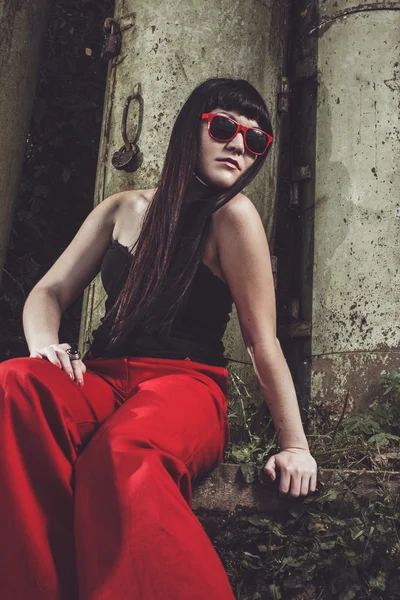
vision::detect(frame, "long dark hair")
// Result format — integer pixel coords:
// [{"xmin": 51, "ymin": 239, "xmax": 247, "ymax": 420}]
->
[{"xmin": 93, "ymin": 78, "xmax": 273, "ymax": 354}]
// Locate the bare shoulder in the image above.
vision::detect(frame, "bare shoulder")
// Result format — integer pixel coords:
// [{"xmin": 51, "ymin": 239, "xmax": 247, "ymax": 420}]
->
[
  {"xmin": 113, "ymin": 188, "xmax": 156, "ymax": 242},
  {"xmin": 114, "ymin": 188, "xmax": 155, "ymax": 217},
  {"xmin": 212, "ymin": 193, "xmax": 276, "ymax": 347},
  {"xmin": 213, "ymin": 193, "xmax": 262, "ymax": 246}
]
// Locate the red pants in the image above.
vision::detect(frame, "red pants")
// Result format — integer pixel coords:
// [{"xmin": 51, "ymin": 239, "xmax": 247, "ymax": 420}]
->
[{"xmin": 0, "ymin": 355, "xmax": 235, "ymax": 600}]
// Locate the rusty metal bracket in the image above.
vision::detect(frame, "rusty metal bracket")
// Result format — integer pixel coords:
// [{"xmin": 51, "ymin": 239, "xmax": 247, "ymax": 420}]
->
[
  {"xmin": 289, "ymin": 321, "xmax": 312, "ymax": 338},
  {"xmin": 112, "ymin": 84, "xmax": 144, "ymax": 173},
  {"xmin": 277, "ymin": 76, "xmax": 290, "ymax": 114},
  {"xmin": 101, "ymin": 18, "xmax": 122, "ymax": 61},
  {"xmin": 288, "ymin": 297, "xmax": 311, "ymax": 337},
  {"xmin": 292, "ymin": 166, "xmax": 312, "ymax": 181},
  {"xmin": 290, "ymin": 165, "xmax": 312, "ymax": 208}
]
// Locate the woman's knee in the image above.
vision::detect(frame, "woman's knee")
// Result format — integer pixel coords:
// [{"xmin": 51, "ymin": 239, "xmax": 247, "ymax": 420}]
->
[
  {"xmin": 0, "ymin": 357, "xmax": 63, "ymax": 413},
  {"xmin": 0, "ymin": 356, "xmax": 55, "ymax": 383},
  {"xmin": 75, "ymin": 422, "xmax": 171, "ymax": 483},
  {"xmin": 1, "ymin": 357, "xmax": 36, "ymax": 394}
]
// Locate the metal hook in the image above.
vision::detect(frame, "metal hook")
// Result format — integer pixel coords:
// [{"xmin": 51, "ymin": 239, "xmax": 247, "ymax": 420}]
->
[
  {"xmin": 121, "ymin": 84, "xmax": 143, "ymax": 150},
  {"xmin": 112, "ymin": 84, "xmax": 144, "ymax": 173}
]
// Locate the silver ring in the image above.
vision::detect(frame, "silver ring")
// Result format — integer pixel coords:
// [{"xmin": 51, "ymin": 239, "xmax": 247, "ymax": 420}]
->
[{"xmin": 67, "ymin": 346, "xmax": 81, "ymax": 361}]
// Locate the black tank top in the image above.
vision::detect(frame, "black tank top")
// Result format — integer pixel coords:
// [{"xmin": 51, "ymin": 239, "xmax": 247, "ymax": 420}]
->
[{"xmin": 86, "ymin": 240, "xmax": 234, "ymax": 366}]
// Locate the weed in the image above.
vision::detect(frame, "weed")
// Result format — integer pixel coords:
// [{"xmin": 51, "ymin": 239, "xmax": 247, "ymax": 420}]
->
[{"xmin": 209, "ymin": 367, "xmax": 400, "ymax": 599}]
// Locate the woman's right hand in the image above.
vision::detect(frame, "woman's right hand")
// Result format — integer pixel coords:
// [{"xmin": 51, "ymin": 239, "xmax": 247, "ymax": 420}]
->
[{"xmin": 29, "ymin": 343, "xmax": 87, "ymax": 386}]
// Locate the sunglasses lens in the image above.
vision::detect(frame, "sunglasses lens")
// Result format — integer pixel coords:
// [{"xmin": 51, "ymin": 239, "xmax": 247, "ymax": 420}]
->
[
  {"xmin": 209, "ymin": 115, "xmax": 237, "ymax": 141},
  {"xmin": 246, "ymin": 129, "xmax": 269, "ymax": 154}
]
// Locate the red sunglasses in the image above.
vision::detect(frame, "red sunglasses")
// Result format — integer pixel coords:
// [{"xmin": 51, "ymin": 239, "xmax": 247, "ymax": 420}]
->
[{"xmin": 201, "ymin": 112, "xmax": 273, "ymax": 156}]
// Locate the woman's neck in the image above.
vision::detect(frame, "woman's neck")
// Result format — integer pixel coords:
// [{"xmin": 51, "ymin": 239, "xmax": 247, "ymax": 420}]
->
[
  {"xmin": 193, "ymin": 171, "xmax": 209, "ymax": 187},
  {"xmin": 186, "ymin": 172, "xmax": 216, "ymax": 204}
]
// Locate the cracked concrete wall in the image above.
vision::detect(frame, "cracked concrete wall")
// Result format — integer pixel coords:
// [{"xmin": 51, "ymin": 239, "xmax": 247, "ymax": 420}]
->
[
  {"xmin": 310, "ymin": 0, "xmax": 400, "ymax": 413},
  {"xmin": 0, "ymin": 0, "xmax": 52, "ymax": 285},
  {"xmin": 79, "ymin": 0, "xmax": 287, "ymax": 398}
]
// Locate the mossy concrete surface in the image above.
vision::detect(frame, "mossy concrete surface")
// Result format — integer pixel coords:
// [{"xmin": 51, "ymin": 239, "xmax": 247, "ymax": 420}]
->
[
  {"xmin": 309, "ymin": 2, "xmax": 400, "ymax": 413},
  {"xmin": 192, "ymin": 462, "xmax": 400, "ymax": 513}
]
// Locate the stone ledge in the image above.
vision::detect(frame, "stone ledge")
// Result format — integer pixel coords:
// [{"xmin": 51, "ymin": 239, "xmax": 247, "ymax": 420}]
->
[{"xmin": 192, "ymin": 462, "xmax": 400, "ymax": 513}]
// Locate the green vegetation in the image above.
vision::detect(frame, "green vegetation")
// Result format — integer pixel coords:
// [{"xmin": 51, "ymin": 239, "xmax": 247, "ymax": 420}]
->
[
  {"xmin": 225, "ymin": 368, "xmax": 400, "ymax": 471},
  {"xmin": 198, "ymin": 368, "xmax": 400, "ymax": 599}
]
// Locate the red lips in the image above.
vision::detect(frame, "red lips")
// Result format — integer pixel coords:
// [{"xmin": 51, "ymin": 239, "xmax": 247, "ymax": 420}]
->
[{"xmin": 216, "ymin": 157, "xmax": 240, "ymax": 169}]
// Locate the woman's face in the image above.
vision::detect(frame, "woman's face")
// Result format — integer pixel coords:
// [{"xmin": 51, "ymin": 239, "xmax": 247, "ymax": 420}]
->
[{"xmin": 196, "ymin": 108, "xmax": 259, "ymax": 188}]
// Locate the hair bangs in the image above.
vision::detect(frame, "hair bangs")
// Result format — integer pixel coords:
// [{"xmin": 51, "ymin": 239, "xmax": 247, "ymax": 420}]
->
[{"xmin": 203, "ymin": 79, "xmax": 271, "ymax": 134}]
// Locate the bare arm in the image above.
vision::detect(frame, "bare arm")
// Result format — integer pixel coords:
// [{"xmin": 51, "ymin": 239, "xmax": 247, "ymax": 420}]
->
[
  {"xmin": 23, "ymin": 191, "xmax": 124, "ymax": 357},
  {"xmin": 23, "ymin": 288, "xmax": 65, "ymax": 353},
  {"xmin": 215, "ymin": 194, "xmax": 316, "ymax": 496},
  {"xmin": 215, "ymin": 194, "xmax": 308, "ymax": 449},
  {"xmin": 247, "ymin": 340, "xmax": 309, "ymax": 450}
]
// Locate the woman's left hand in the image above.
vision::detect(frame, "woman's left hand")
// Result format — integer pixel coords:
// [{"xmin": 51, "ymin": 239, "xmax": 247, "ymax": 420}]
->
[{"xmin": 264, "ymin": 448, "xmax": 317, "ymax": 497}]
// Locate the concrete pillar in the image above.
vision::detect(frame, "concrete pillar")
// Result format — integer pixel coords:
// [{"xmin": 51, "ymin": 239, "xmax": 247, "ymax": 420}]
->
[
  {"xmin": 79, "ymin": 0, "xmax": 288, "ymax": 417},
  {"xmin": 299, "ymin": 1, "xmax": 400, "ymax": 415},
  {"xmin": 0, "ymin": 0, "xmax": 53, "ymax": 284}
]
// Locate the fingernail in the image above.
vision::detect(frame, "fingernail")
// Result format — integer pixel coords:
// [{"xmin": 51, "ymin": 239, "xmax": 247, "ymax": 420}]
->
[
  {"xmin": 69, "ymin": 374, "xmax": 74, "ymax": 380},
  {"xmin": 78, "ymin": 380, "xmax": 84, "ymax": 387}
]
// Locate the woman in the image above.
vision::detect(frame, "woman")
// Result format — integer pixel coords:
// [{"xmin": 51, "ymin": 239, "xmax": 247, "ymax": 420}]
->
[{"xmin": 0, "ymin": 78, "xmax": 317, "ymax": 599}]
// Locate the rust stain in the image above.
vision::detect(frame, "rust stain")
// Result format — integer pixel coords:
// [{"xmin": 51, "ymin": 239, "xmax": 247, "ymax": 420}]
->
[{"xmin": 312, "ymin": 350, "xmax": 400, "ymax": 417}]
